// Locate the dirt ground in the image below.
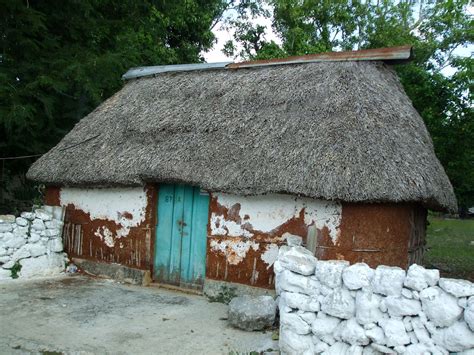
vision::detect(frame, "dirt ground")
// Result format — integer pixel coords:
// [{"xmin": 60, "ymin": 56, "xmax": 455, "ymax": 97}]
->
[{"xmin": 0, "ymin": 275, "xmax": 278, "ymax": 355}]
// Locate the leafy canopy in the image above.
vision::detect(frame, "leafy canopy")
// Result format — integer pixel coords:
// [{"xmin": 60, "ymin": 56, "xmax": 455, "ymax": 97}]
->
[{"xmin": 223, "ymin": 0, "xmax": 473, "ymax": 210}]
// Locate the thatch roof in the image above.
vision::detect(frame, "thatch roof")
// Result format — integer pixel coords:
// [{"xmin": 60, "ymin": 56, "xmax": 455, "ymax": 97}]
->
[{"xmin": 27, "ymin": 54, "xmax": 457, "ymax": 212}]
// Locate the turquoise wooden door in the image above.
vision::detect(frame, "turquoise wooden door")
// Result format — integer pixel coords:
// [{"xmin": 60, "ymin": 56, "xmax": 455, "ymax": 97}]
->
[{"xmin": 154, "ymin": 184, "xmax": 210, "ymax": 288}]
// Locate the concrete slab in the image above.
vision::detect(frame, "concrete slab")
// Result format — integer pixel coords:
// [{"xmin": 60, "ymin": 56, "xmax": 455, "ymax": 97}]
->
[{"xmin": 0, "ymin": 275, "xmax": 278, "ymax": 354}]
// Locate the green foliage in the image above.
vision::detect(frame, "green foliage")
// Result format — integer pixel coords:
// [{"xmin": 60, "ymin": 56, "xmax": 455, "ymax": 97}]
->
[
  {"xmin": 206, "ymin": 284, "xmax": 237, "ymax": 304},
  {"xmin": 0, "ymin": 0, "xmax": 227, "ymax": 199},
  {"xmin": 10, "ymin": 261, "xmax": 22, "ymax": 279},
  {"xmin": 425, "ymin": 217, "xmax": 474, "ymax": 281},
  {"xmin": 224, "ymin": 0, "xmax": 474, "ymax": 210}
]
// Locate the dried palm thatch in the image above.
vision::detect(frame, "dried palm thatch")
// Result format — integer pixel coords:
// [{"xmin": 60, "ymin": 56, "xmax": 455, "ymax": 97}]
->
[{"xmin": 27, "ymin": 60, "xmax": 457, "ymax": 212}]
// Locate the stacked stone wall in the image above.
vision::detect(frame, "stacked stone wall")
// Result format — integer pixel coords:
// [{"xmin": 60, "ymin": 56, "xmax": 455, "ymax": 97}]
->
[
  {"xmin": 0, "ymin": 206, "xmax": 67, "ymax": 279},
  {"xmin": 275, "ymin": 246, "xmax": 474, "ymax": 354}
]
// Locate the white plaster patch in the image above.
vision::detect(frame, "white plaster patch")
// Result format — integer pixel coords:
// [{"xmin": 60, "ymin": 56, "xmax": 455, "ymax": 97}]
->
[
  {"xmin": 94, "ymin": 226, "xmax": 115, "ymax": 247},
  {"xmin": 60, "ymin": 187, "xmax": 147, "ymax": 240},
  {"xmin": 210, "ymin": 239, "xmax": 259, "ymax": 265},
  {"xmin": 260, "ymin": 244, "xmax": 279, "ymax": 269},
  {"xmin": 210, "ymin": 192, "xmax": 341, "ymax": 243},
  {"xmin": 210, "ymin": 215, "xmax": 254, "ymax": 237}
]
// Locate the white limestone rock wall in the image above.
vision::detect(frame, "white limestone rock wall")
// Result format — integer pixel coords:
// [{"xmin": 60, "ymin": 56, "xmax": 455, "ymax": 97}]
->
[
  {"xmin": 275, "ymin": 246, "xmax": 474, "ymax": 354},
  {"xmin": 0, "ymin": 205, "xmax": 67, "ymax": 280}
]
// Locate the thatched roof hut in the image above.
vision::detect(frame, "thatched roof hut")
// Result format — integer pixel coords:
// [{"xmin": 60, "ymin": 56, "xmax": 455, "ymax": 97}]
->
[{"xmin": 27, "ymin": 46, "xmax": 456, "ymax": 213}]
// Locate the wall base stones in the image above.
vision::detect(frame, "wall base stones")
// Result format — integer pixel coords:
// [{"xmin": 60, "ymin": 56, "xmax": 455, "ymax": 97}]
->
[
  {"xmin": 275, "ymin": 246, "xmax": 474, "ymax": 354},
  {"xmin": 0, "ymin": 206, "xmax": 67, "ymax": 280}
]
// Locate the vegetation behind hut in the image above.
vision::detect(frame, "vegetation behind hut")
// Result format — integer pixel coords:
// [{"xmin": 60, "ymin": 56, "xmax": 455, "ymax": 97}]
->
[{"xmin": 1, "ymin": 0, "xmax": 473, "ymax": 213}]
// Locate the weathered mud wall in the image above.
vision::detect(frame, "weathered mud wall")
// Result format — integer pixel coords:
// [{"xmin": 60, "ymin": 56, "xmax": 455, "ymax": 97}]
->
[
  {"xmin": 44, "ymin": 185, "xmax": 156, "ymax": 270},
  {"xmin": 316, "ymin": 203, "xmax": 427, "ymax": 269},
  {"xmin": 206, "ymin": 192, "xmax": 342, "ymax": 288},
  {"xmin": 206, "ymin": 196, "xmax": 426, "ymax": 288}
]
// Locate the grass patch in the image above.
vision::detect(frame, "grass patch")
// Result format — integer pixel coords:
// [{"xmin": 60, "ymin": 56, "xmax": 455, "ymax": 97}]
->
[{"xmin": 424, "ymin": 217, "xmax": 474, "ymax": 281}]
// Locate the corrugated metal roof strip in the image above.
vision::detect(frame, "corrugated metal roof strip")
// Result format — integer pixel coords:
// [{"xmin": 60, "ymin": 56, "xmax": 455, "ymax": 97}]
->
[{"xmin": 122, "ymin": 45, "xmax": 413, "ymax": 80}]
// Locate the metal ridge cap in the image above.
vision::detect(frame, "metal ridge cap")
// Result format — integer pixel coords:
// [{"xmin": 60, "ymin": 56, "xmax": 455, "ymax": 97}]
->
[{"xmin": 122, "ymin": 61, "xmax": 233, "ymax": 80}]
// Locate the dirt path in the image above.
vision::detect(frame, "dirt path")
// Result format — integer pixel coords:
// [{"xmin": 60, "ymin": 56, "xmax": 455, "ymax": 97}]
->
[{"xmin": 0, "ymin": 275, "xmax": 277, "ymax": 354}]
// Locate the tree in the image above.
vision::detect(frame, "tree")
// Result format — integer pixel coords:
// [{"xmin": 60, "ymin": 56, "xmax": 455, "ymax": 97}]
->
[
  {"xmin": 0, "ymin": 0, "xmax": 227, "ymax": 209},
  {"xmin": 224, "ymin": 0, "xmax": 474, "ymax": 211}
]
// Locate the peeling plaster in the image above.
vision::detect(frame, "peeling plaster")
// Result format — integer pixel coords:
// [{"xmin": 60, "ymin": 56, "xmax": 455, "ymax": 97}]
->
[
  {"xmin": 60, "ymin": 187, "xmax": 147, "ymax": 241},
  {"xmin": 260, "ymin": 244, "xmax": 279, "ymax": 269},
  {"xmin": 210, "ymin": 239, "xmax": 259, "ymax": 265},
  {"xmin": 210, "ymin": 192, "xmax": 342, "ymax": 243},
  {"xmin": 94, "ymin": 226, "xmax": 115, "ymax": 247}
]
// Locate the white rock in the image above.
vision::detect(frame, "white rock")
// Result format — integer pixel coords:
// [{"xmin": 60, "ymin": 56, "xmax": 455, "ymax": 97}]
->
[
  {"xmin": 465, "ymin": 297, "xmax": 474, "ymax": 331},
  {"xmin": 349, "ymin": 345, "xmax": 363, "ymax": 355},
  {"xmin": 28, "ymin": 243, "xmax": 47, "ymax": 257},
  {"xmin": 0, "ymin": 256, "xmax": 10, "ymax": 263},
  {"xmin": 277, "ymin": 269, "xmax": 319, "ymax": 295},
  {"xmin": 311, "ymin": 313, "xmax": 341, "ymax": 338},
  {"xmin": 313, "ymin": 341, "xmax": 329, "ymax": 354},
  {"xmin": 19, "ymin": 253, "xmax": 65, "ymax": 278},
  {"xmin": 372, "ymin": 265, "xmax": 406, "ymax": 296},
  {"xmin": 458, "ymin": 297, "xmax": 467, "ymax": 308},
  {"xmin": 48, "ymin": 238, "xmax": 63, "ymax": 252},
  {"xmin": 407, "ymin": 331, "xmax": 418, "ymax": 344},
  {"xmin": 34, "ymin": 209, "xmax": 52, "ymax": 221},
  {"xmin": 403, "ymin": 317, "xmax": 413, "ymax": 332},
  {"xmin": 334, "ymin": 319, "xmax": 369, "ymax": 345},
  {"xmin": 0, "ymin": 247, "xmax": 7, "ymax": 256},
  {"xmin": 3, "ymin": 235, "xmax": 26, "ymax": 249},
  {"xmin": 379, "ymin": 318, "xmax": 410, "ymax": 347},
  {"xmin": 432, "ymin": 321, "xmax": 474, "ymax": 352},
  {"xmin": 13, "ymin": 226, "xmax": 28, "ymax": 237},
  {"xmin": 401, "ymin": 288, "xmax": 413, "ymax": 299},
  {"xmin": 0, "ymin": 224, "xmax": 13, "ymax": 233},
  {"xmin": 280, "ymin": 311, "xmax": 311, "ymax": 334},
  {"xmin": 11, "ymin": 245, "xmax": 31, "ymax": 261},
  {"xmin": 52, "ymin": 206, "xmax": 64, "ymax": 221},
  {"xmin": 418, "ymin": 312, "xmax": 437, "ymax": 336},
  {"xmin": 45, "ymin": 219, "xmax": 63, "ymax": 230},
  {"xmin": 15, "ymin": 217, "xmax": 29, "ymax": 227},
  {"xmin": 385, "ymin": 296, "xmax": 421, "ymax": 316},
  {"xmin": 279, "ymin": 246, "xmax": 318, "ymax": 276},
  {"xmin": 41, "ymin": 229, "xmax": 60, "ymax": 238},
  {"xmin": 281, "ymin": 291, "xmax": 319, "ymax": 312},
  {"xmin": 393, "ymin": 346, "xmax": 406, "ymax": 354},
  {"xmin": 355, "ymin": 290, "xmax": 384, "ymax": 325},
  {"xmin": 29, "ymin": 232, "xmax": 41, "ymax": 243},
  {"xmin": 273, "ymin": 260, "xmax": 284, "ymax": 275},
  {"xmin": 2, "ymin": 259, "xmax": 15, "ymax": 269},
  {"xmin": 321, "ymin": 287, "xmax": 355, "ymax": 319},
  {"xmin": 404, "ymin": 264, "xmax": 439, "ymax": 292},
  {"xmin": 370, "ymin": 343, "xmax": 396, "ymax": 354},
  {"xmin": 362, "ymin": 346, "xmax": 385, "ymax": 355},
  {"xmin": 282, "ymin": 233, "xmax": 303, "ymax": 247},
  {"xmin": 438, "ymin": 278, "xmax": 474, "ymax": 298},
  {"xmin": 0, "ymin": 268, "xmax": 12, "ymax": 280},
  {"xmin": 20, "ymin": 212, "xmax": 36, "ymax": 220},
  {"xmin": 0, "ymin": 215, "xmax": 15, "ymax": 224},
  {"xmin": 365, "ymin": 325, "xmax": 385, "ymax": 344},
  {"xmin": 31, "ymin": 219, "xmax": 45, "ymax": 231},
  {"xmin": 419, "ymin": 286, "xmax": 462, "ymax": 327},
  {"xmin": 323, "ymin": 342, "xmax": 351, "ymax": 355},
  {"xmin": 297, "ymin": 310, "xmax": 317, "ymax": 325},
  {"xmin": 404, "ymin": 343, "xmax": 435, "ymax": 355},
  {"xmin": 279, "ymin": 326, "xmax": 314, "ymax": 355},
  {"xmin": 315, "ymin": 260, "xmax": 349, "ymax": 288},
  {"xmin": 410, "ymin": 317, "xmax": 431, "ymax": 344},
  {"xmin": 342, "ymin": 263, "xmax": 374, "ymax": 290}
]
